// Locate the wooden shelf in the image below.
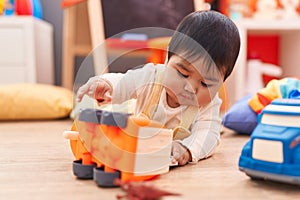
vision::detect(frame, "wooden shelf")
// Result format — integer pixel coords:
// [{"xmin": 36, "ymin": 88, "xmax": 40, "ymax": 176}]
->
[{"xmin": 226, "ymin": 18, "xmax": 300, "ymax": 105}]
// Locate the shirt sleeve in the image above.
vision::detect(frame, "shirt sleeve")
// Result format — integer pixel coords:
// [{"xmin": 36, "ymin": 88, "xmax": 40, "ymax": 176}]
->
[
  {"xmin": 99, "ymin": 63, "xmax": 157, "ymax": 103},
  {"xmin": 179, "ymin": 95, "xmax": 222, "ymax": 163}
]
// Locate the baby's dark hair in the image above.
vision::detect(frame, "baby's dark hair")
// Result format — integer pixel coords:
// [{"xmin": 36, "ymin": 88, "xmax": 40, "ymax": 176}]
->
[{"xmin": 167, "ymin": 10, "xmax": 240, "ymax": 81}]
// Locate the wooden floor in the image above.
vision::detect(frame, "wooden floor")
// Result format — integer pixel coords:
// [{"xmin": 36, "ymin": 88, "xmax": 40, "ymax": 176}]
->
[{"xmin": 1, "ymin": 119, "xmax": 300, "ymax": 200}]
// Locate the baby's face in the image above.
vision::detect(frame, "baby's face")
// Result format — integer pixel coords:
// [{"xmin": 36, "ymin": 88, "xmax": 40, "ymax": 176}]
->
[{"xmin": 163, "ymin": 55, "xmax": 223, "ymax": 108}]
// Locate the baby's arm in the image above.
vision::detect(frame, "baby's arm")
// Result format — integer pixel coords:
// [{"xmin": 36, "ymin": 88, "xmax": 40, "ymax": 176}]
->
[
  {"xmin": 77, "ymin": 63, "xmax": 157, "ymax": 104},
  {"xmin": 174, "ymin": 96, "xmax": 222, "ymax": 165}
]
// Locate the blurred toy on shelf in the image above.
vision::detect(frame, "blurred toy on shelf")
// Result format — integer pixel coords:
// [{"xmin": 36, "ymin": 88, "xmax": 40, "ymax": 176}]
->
[
  {"xmin": 280, "ymin": 0, "xmax": 300, "ymax": 19},
  {"xmin": 229, "ymin": 0, "xmax": 251, "ymax": 20},
  {"xmin": 253, "ymin": 0, "xmax": 300, "ymax": 20},
  {"xmin": 246, "ymin": 57, "xmax": 282, "ymax": 95},
  {"xmin": 228, "ymin": 0, "xmax": 300, "ymax": 20},
  {"xmin": 253, "ymin": 0, "xmax": 281, "ymax": 19},
  {"xmin": 1, "ymin": 0, "xmax": 14, "ymax": 15},
  {"xmin": 2, "ymin": 0, "xmax": 43, "ymax": 19},
  {"xmin": 0, "ymin": 0, "xmax": 4, "ymax": 14},
  {"xmin": 31, "ymin": 0, "xmax": 42, "ymax": 19},
  {"xmin": 15, "ymin": 0, "xmax": 31, "ymax": 15}
]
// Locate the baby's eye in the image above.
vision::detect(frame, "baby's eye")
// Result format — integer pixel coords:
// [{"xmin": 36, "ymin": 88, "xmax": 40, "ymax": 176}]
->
[
  {"xmin": 201, "ymin": 81, "xmax": 208, "ymax": 87},
  {"xmin": 177, "ymin": 70, "xmax": 189, "ymax": 78}
]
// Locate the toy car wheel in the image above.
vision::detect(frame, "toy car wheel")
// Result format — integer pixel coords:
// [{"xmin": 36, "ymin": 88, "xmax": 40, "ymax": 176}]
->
[
  {"xmin": 73, "ymin": 160, "xmax": 96, "ymax": 179},
  {"xmin": 93, "ymin": 167, "xmax": 120, "ymax": 187},
  {"xmin": 248, "ymin": 174, "xmax": 264, "ymax": 181}
]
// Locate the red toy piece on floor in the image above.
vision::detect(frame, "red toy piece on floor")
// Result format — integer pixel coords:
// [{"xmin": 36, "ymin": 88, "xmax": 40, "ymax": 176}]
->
[{"xmin": 114, "ymin": 179, "xmax": 181, "ymax": 200}]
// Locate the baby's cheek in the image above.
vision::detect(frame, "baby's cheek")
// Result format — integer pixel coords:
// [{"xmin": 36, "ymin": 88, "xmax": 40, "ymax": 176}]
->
[
  {"xmin": 197, "ymin": 95, "xmax": 211, "ymax": 106},
  {"xmin": 197, "ymin": 89, "xmax": 215, "ymax": 106},
  {"xmin": 163, "ymin": 73, "xmax": 185, "ymax": 93}
]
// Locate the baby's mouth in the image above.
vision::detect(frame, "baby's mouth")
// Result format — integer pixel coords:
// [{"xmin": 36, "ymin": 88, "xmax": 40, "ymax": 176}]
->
[{"xmin": 178, "ymin": 93, "xmax": 193, "ymax": 101}]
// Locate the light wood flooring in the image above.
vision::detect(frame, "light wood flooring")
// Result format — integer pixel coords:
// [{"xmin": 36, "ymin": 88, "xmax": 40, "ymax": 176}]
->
[{"xmin": 1, "ymin": 119, "xmax": 300, "ymax": 200}]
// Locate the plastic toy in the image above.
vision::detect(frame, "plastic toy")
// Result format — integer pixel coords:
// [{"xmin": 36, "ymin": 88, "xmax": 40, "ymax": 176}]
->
[
  {"xmin": 239, "ymin": 98, "xmax": 300, "ymax": 185},
  {"xmin": 3, "ymin": 0, "xmax": 43, "ymax": 19},
  {"xmin": 246, "ymin": 58, "xmax": 282, "ymax": 95},
  {"xmin": 15, "ymin": 0, "xmax": 31, "ymax": 15},
  {"xmin": 63, "ymin": 108, "xmax": 173, "ymax": 187},
  {"xmin": 0, "ymin": 0, "xmax": 4, "ymax": 14},
  {"xmin": 114, "ymin": 178, "xmax": 181, "ymax": 200},
  {"xmin": 2, "ymin": 0, "xmax": 14, "ymax": 15},
  {"xmin": 31, "ymin": 0, "xmax": 43, "ymax": 19}
]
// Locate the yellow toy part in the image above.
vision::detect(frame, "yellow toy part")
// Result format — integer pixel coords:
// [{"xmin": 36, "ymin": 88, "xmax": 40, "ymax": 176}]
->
[{"xmin": 0, "ymin": 0, "xmax": 4, "ymax": 14}]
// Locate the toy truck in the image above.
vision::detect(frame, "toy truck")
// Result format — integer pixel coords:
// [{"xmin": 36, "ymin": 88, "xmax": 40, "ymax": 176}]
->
[
  {"xmin": 63, "ymin": 108, "xmax": 173, "ymax": 187},
  {"xmin": 239, "ymin": 98, "xmax": 300, "ymax": 185}
]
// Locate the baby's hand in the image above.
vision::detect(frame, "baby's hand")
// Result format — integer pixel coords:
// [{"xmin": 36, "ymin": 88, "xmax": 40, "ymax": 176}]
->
[
  {"xmin": 76, "ymin": 77, "xmax": 112, "ymax": 105},
  {"xmin": 171, "ymin": 141, "xmax": 191, "ymax": 166}
]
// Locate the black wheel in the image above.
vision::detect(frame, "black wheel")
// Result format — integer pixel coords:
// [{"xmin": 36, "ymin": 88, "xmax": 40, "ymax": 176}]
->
[
  {"xmin": 73, "ymin": 160, "xmax": 96, "ymax": 179},
  {"xmin": 93, "ymin": 167, "xmax": 121, "ymax": 187},
  {"xmin": 247, "ymin": 174, "xmax": 264, "ymax": 181}
]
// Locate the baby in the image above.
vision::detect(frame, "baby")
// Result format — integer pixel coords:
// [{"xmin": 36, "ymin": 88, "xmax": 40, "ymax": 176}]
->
[{"xmin": 77, "ymin": 10, "xmax": 240, "ymax": 166}]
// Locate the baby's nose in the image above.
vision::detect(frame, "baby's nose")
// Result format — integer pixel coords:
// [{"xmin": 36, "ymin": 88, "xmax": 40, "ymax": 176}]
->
[{"xmin": 184, "ymin": 82, "xmax": 196, "ymax": 94}]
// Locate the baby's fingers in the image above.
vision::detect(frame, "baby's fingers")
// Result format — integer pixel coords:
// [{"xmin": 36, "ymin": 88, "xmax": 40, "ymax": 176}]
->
[
  {"xmin": 94, "ymin": 81, "xmax": 112, "ymax": 101},
  {"xmin": 76, "ymin": 78, "xmax": 112, "ymax": 104},
  {"xmin": 96, "ymin": 91, "xmax": 112, "ymax": 105},
  {"xmin": 171, "ymin": 142, "xmax": 190, "ymax": 166},
  {"xmin": 76, "ymin": 77, "xmax": 102, "ymax": 102},
  {"xmin": 76, "ymin": 84, "xmax": 90, "ymax": 102}
]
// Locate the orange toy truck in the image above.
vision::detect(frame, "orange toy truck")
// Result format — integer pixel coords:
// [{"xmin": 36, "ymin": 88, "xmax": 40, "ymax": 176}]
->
[{"xmin": 63, "ymin": 108, "xmax": 173, "ymax": 187}]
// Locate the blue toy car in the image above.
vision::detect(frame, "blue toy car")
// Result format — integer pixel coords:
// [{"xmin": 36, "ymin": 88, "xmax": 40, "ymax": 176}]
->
[{"xmin": 239, "ymin": 98, "xmax": 300, "ymax": 185}]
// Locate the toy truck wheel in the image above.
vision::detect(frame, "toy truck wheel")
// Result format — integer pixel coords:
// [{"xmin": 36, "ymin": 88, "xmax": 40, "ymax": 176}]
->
[
  {"xmin": 73, "ymin": 160, "xmax": 96, "ymax": 179},
  {"xmin": 247, "ymin": 173, "xmax": 264, "ymax": 181},
  {"xmin": 93, "ymin": 167, "xmax": 120, "ymax": 187}
]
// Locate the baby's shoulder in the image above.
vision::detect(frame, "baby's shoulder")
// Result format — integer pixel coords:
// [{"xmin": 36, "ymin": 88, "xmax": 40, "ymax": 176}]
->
[{"xmin": 142, "ymin": 63, "xmax": 166, "ymax": 72}]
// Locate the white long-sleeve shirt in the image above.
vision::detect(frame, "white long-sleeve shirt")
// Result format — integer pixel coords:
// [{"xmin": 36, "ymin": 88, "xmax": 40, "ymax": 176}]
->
[{"xmin": 101, "ymin": 63, "xmax": 222, "ymax": 163}]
